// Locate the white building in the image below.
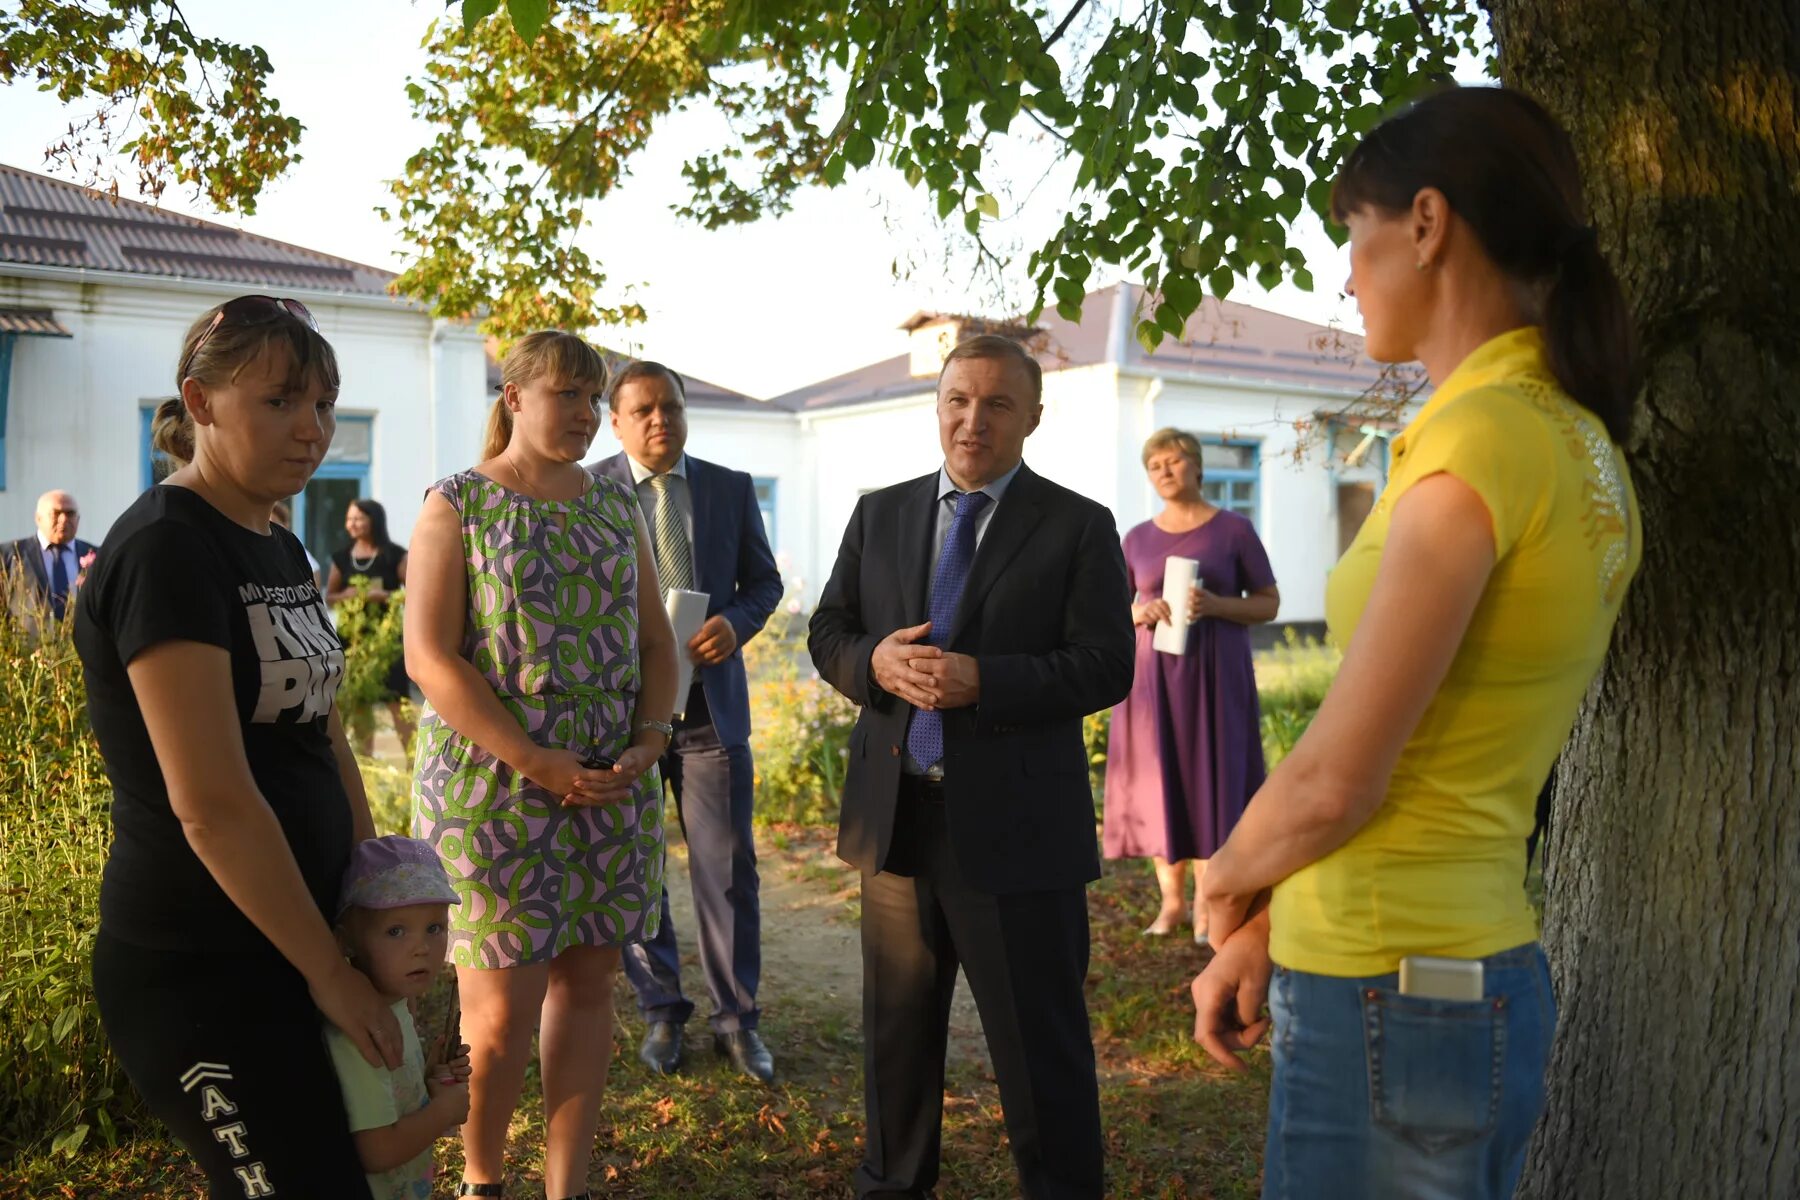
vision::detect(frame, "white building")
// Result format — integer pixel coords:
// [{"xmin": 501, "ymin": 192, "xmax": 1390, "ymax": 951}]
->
[
  {"xmin": 0, "ymin": 163, "xmax": 489, "ymax": 563},
  {"xmin": 2, "ymin": 162, "xmax": 1406, "ymax": 629}
]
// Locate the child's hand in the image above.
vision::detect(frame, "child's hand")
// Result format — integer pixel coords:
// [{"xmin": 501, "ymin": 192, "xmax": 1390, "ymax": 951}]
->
[
  {"xmin": 426, "ymin": 1075, "xmax": 470, "ymax": 1129},
  {"xmin": 429, "ymin": 1041, "xmax": 471, "ymax": 1085}
]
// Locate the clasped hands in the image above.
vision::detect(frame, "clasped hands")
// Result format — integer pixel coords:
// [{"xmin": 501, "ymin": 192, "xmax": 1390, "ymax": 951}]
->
[
  {"xmin": 523, "ymin": 743, "xmax": 664, "ymax": 809},
  {"xmin": 871, "ymin": 621, "xmax": 979, "ymax": 710}
]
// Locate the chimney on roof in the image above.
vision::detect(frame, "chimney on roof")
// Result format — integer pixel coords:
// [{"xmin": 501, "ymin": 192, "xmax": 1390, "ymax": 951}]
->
[{"xmin": 906, "ymin": 315, "xmax": 962, "ymax": 377}]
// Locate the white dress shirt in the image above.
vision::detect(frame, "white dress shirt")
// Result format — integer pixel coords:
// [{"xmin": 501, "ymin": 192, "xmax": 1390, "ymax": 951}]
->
[{"xmin": 626, "ymin": 453, "xmax": 694, "ymax": 543}]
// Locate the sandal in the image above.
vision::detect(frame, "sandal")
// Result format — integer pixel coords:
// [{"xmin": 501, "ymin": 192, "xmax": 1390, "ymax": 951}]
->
[{"xmin": 457, "ymin": 1185, "xmax": 503, "ymax": 1198}]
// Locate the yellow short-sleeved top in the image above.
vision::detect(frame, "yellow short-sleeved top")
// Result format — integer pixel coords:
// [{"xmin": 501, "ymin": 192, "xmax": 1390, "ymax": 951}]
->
[{"xmin": 1270, "ymin": 326, "xmax": 1640, "ymax": 976}]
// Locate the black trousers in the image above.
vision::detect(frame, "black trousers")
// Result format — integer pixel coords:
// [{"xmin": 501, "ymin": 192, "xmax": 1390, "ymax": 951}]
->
[
  {"xmin": 855, "ymin": 780, "xmax": 1104, "ymax": 1199},
  {"xmin": 93, "ymin": 931, "xmax": 374, "ymax": 1200}
]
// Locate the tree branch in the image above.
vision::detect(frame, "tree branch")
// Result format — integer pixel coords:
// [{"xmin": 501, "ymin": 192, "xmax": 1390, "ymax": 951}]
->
[{"xmin": 1042, "ymin": 0, "xmax": 1092, "ymax": 50}]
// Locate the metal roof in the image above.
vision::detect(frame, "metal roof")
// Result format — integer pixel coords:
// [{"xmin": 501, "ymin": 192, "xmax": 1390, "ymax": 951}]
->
[
  {"xmin": 0, "ymin": 162, "xmax": 398, "ymax": 295},
  {"xmin": 0, "ymin": 307, "xmax": 72, "ymax": 336}
]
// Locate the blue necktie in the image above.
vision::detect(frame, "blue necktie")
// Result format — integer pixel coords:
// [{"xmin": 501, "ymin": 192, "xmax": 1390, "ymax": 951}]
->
[
  {"xmin": 906, "ymin": 489, "xmax": 992, "ymax": 771},
  {"xmin": 49, "ymin": 544, "xmax": 69, "ymax": 620}
]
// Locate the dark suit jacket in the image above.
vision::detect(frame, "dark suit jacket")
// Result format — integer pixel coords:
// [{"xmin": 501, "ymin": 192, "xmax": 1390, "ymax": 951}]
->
[
  {"xmin": 2, "ymin": 535, "xmax": 97, "ymax": 602},
  {"xmin": 808, "ymin": 463, "xmax": 1134, "ymax": 894},
  {"xmin": 588, "ymin": 451, "xmax": 783, "ymax": 746}
]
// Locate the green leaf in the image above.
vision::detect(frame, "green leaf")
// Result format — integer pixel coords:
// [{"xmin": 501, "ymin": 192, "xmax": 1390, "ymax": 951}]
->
[
  {"xmin": 1208, "ymin": 267, "xmax": 1236, "ymax": 300},
  {"xmin": 1136, "ymin": 319, "xmax": 1165, "ymax": 354},
  {"xmin": 505, "ymin": 0, "xmax": 550, "ymax": 41},
  {"xmin": 462, "ymin": 0, "xmax": 502, "ymax": 33},
  {"xmin": 1324, "ymin": 0, "xmax": 1359, "ymax": 32},
  {"xmin": 843, "ymin": 130, "xmax": 875, "ymax": 168},
  {"xmin": 976, "ymin": 193, "xmax": 1000, "ymax": 218},
  {"xmin": 51, "ymin": 1124, "xmax": 89, "ymax": 1157}
]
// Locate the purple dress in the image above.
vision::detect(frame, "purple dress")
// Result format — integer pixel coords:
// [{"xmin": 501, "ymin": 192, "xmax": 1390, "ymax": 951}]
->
[{"xmin": 1102, "ymin": 511, "xmax": 1275, "ymax": 862}]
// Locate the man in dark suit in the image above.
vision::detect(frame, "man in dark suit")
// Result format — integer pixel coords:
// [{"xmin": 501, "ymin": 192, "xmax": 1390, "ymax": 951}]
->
[
  {"xmin": 2, "ymin": 490, "xmax": 96, "ymax": 621},
  {"xmin": 808, "ymin": 334, "xmax": 1134, "ymax": 1199},
  {"xmin": 588, "ymin": 361, "xmax": 784, "ymax": 1083}
]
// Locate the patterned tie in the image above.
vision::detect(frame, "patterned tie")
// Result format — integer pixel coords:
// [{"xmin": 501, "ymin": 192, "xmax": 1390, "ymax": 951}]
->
[
  {"xmin": 647, "ymin": 474, "xmax": 695, "ymax": 592},
  {"xmin": 906, "ymin": 490, "xmax": 993, "ymax": 771},
  {"xmin": 48, "ymin": 544, "xmax": 70, "ymax": 620}
]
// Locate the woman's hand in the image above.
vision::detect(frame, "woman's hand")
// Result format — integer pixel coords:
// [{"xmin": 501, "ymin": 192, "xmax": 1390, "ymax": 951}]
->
[
  {"xmin": 563, "ymin": 743, "xmax": 661, "ymax": 808},
  {"xmin": 1132, "ymin": 598, "xmax": 1172, "ymax": 627},
  {"xmin": 310, "ymin": 960, "xmax": 404, "ymax": 1070},
  {"xmin": 521, "ymin": 747, "xmax": 614, "ymax": 800},
  {"xmin": 1188, "ymin": 585, "xmax": 1222, "ymax": 621},
  {"xmin": 1191, "ymin": 917, "xmax": 1274, "ymax": 1073}
]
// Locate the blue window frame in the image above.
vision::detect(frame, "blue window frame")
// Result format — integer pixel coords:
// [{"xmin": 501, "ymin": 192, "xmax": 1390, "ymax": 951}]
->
[
  {"xmin": 141, "ymin": 409, "xmax": 373, "ymax": 566},
  {"xmin": 753, "ymin": 476, "xmax": 777, "ymax": 547},
  {"xmin": 140, "ymin": 403, "xmax": 181, "ymax": 489},
  {"xmin": 1200, "ymin": 437, "xmax": 1260, "ymax": 526}
]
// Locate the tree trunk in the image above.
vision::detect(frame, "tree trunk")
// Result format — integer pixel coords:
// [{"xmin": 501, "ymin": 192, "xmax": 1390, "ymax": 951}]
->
[{"xmin": 1485, "ymin": 2, "xmax": 1800, "ymax": 1196}]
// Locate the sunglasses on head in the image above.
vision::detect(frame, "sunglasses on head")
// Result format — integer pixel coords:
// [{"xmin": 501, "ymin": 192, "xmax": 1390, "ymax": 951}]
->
[{"xmin": 180, "ymin": 295, "xmax": 319, "ymax": 381}]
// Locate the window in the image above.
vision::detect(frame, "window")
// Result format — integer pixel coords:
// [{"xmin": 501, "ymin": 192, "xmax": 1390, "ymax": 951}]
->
[
  {"xmin": 296, "ymin": 416, "xmax": 374, "ymax": 566},
  {"xmin": 753, "ymin": 476, "xmax": 778, "ymax": 547},
  {"xmin": 1200, "ymin": 437, "xmax": 1260, "ymax": 525},
  {"xmin": 147, "ymin": 409, "xmax": 377, "ymax": 563},
  {"xmin": 139, "ymin": 402, "xmax": 182, "ymax": 488}
]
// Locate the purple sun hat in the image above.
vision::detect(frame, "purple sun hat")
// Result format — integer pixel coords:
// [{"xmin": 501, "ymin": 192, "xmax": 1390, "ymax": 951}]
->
[{"xmin": 337, "ymin": 835, "xmax": 459, "ymax": 919}]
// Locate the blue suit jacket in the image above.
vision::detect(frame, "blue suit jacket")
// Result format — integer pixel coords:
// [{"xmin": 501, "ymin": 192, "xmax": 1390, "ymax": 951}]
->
[
  {"xmin": 588, "ymin": 452, "xmax": 783, "ymax": 745},
  {"xmin": 2, "ymin": 535, "xmax": 98, "ymax": 602}
]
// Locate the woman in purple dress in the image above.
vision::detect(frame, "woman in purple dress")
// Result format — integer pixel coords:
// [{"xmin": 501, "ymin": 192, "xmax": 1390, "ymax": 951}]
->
[{"xmin": 1102, "ymin": 429, "xmax": 1280, "ymax": 943}]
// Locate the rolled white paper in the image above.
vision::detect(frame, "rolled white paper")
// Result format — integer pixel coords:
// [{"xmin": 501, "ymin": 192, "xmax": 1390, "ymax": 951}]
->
[
  {"xmin": 664, "ymin": 588, "xmax": 711, "ymax": 716},
  {"xmin": 1153, "ymin": 556, "xmax": 1201, "ymax": 655}
]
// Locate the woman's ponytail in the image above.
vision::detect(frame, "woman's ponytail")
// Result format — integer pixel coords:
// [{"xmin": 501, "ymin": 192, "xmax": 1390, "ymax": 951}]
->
[{"xmin": 1541, "ymin": 227, "xmax": 1639, "ymax": 445}]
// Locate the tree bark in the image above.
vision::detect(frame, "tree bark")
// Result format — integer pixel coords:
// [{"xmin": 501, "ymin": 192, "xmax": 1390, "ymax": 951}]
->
[{"xmin": 1485, "ymin": 2, "xmax": 1800, "ymax": 1197}]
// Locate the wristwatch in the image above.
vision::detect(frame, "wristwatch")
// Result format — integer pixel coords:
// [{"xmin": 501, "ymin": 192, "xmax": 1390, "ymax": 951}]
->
[{"xmin": 637, "ymin": 718, "xmax": 675, "ymax": 744}]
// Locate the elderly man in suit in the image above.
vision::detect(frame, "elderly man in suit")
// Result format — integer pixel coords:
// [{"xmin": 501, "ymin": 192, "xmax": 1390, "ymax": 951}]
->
[
  {"xmin": 2, "ymin": 490, "xmax": 96, "ymax": 620},
  {"xmin": 588, "ymin": 361, "xmax": 784, "ymax": 1083},
  {"xmin": 808, "ymin": 334, "xmax": 1135, "ymax": 1198}
]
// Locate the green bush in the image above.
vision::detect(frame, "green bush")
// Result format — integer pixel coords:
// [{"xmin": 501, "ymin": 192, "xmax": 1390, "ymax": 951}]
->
[
  {"xmin": 746, "ymin": 600, "xmax": 857, "ymax": 826},
  {"xmin": 333, "ymin": 581, "xmax": 406, "ymax": 747},
  {"xmin": 0, "ymin": 565, "xmax": 139, "ymax": 1157},
  {"xmin": 1256, "ymin": 629, "xmax": 1341, "ymax": 766}
]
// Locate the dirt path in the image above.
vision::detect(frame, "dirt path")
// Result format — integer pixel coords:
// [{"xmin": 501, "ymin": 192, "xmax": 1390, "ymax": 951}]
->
[{"xmin": 655, "ymin": 825, "xmax": 991, "ymax": 1071}]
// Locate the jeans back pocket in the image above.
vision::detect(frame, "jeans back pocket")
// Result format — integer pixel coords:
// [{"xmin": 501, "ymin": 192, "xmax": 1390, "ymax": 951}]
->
[{"xmin": 1362, "ymin": 988, "xmax": 1505, "ymax": 1154}]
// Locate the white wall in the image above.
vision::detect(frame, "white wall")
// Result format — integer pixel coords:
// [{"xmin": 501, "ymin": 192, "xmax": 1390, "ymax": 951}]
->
[{"xmin": 0, "ymin": 272, "xmax": 487, "ymax": 551}]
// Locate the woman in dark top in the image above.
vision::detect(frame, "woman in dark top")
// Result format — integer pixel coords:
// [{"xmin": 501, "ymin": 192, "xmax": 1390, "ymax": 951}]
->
[
  {"xmin": 326, "ymin": 498, "xmax": 415, "ymax": 758},
  {"xmin": 75, "ymin": 296, "xmax": 400, "ymax": 1199}
]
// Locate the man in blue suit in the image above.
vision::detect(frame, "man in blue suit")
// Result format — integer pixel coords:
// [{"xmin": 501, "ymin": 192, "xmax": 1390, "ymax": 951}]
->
[
  {"xmin": 589, "ymin": 361, "xmax": 784, "ymax": 1082},
  {"xmin": 2, "ymin": 490, "xmax": 97, "ymax": 621}
]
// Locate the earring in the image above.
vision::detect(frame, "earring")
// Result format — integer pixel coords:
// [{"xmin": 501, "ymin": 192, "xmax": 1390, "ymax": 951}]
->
[{"xmin": 1414, "ymin": 260, "xmax": 1428, "ymax": 272}]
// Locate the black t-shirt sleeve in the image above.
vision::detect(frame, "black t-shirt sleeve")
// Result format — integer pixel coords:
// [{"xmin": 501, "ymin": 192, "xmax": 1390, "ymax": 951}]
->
[{"xmin": 101, "ymin": 523, "xmax": 234, "ymax": 666}]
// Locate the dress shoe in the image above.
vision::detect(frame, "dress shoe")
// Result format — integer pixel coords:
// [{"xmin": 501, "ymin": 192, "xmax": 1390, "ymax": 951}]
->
[
  {"xmin": 637, "ymin": 1020, "xmax": 683, "ymax": 1075},
  {"xmin": 713, "ymin": 1028, "xmax": 775, "ymax": 1083}
]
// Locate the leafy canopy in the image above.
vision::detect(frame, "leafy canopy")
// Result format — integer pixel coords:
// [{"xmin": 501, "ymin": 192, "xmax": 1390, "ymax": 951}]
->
[
  {"xmin": 0, "ymin": 0, "xmax": 301, "ymax": 211},
  {"xmin": 6, "ymin": 1, "xmax": 1487, "ymax": 346}
]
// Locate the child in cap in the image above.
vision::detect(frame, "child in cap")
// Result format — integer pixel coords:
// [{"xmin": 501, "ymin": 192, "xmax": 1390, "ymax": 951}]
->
[{"xmin": 327, "ymin": 835, "xmax": 470, "ymax": 1200}]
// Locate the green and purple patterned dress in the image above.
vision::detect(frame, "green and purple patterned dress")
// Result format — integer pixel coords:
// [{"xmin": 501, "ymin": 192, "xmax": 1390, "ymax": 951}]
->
[{"xmin": 413, "ymin": 470, "xmax": 664, "ymax": 969}]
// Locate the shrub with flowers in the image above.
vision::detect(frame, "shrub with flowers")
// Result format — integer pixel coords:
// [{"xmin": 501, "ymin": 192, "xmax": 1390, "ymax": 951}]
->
[{"xmin": 746, "ymin": 576, "xmax": 858, "ymax": 827}]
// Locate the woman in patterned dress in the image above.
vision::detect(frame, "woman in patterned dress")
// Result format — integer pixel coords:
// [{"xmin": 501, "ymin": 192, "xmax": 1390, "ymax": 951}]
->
[{"xmin": 405, "ymin": 331, "xmax": 679, "ymax": 1200}]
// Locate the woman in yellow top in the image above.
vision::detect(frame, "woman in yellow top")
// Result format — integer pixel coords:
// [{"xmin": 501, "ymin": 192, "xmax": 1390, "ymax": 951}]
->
[{"xmin": 1191, "ymin": 85, "xmax": 1641, "ymax": 1200}]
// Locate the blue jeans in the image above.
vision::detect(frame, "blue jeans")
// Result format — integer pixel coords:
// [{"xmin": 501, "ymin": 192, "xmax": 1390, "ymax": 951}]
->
[{"xmin": 1263, "ymin": 943, "xmax": 1555, "ymax": 1200}]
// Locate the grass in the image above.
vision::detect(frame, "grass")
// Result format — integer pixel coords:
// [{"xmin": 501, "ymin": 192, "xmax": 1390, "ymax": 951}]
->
[{"xmin": 3, "ymin": 828, "xmax": 1269, "ymax": 1199}]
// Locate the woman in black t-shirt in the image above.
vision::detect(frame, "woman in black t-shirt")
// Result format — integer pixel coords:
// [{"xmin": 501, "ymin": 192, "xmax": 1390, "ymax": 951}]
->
[
  {"xmin": 75, "ymin": 296, "xmax": 401, "ymax": 1200},
  {"xmin": 326, "ymin": 497, "xmax": 416, "ymax": 758}
]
